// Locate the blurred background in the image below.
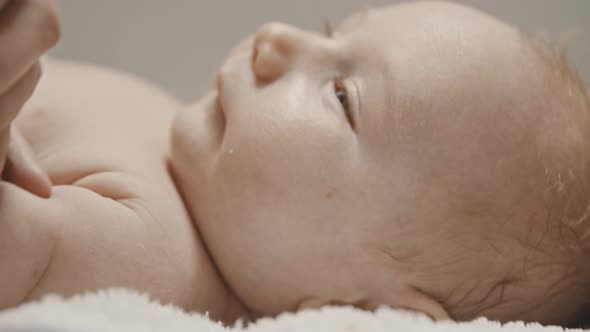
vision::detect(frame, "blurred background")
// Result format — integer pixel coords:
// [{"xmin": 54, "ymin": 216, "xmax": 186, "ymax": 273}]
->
[{"xmin": 51, "ymin": 0, "xmax": 589, "ymax": 102}]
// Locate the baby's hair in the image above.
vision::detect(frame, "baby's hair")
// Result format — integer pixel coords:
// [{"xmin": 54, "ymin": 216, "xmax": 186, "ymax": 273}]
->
[
  {"xmin": 533, "ymin": 38, "xmax": 590, "ymax": 247},
  {"xmin": 524, "ymin": 36, "xmax": 590, "ymax": 328},
  {"xmin": 439, "ymin": 34, "xmax": 590, "ymax": 327},
  {"xmin": 528, "ymin": 37, "xmax": 590, "ymax": 113}
]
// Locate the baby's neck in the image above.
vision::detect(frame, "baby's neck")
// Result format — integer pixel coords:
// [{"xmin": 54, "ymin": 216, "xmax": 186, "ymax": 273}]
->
[
  {"xmin": 168, "ymin": 164, "xmax": 250, "ymax": 324},
  {"xmin": 182, "ymin": 207, "xmax": 250, "ymax": 324}
]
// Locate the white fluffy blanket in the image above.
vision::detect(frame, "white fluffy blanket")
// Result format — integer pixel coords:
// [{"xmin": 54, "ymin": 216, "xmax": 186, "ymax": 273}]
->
[{"xmin": 0, "ymin": 289, "xmax": 581, "ymax": 332}]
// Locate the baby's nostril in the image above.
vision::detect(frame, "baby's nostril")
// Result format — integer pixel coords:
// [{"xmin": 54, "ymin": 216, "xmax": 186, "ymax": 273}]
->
[
  {"xmin": 253, "ymin": 42, "xmax": 282, "ymax": 83},
  {"xmin": 251, "ymin": 44, "xmax": 258, "ymax": 67}
]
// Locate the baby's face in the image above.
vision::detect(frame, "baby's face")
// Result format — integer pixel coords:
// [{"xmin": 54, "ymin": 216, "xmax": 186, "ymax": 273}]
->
[{"xmin": 171, "ymin": 1, "xmax": 589, "ymax": 325}]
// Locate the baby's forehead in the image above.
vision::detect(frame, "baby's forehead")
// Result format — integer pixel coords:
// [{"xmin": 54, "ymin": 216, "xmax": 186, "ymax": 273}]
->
[
  {"xmin": 337, "ymin": 2, "xmax": 512, "ymax": 44},
  {"xmin": 331, "ymin": 3, "xmax": 587, "ymax": 168},
  {"xmin": 334, "ymin": 3, "xmax": 536, "ymax": 126},
  {"xmin": 336, "ymin": 8, "xmax": 370, "ymax": 35}
]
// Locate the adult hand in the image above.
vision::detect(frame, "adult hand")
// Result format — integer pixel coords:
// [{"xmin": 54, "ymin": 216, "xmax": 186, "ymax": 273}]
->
[{"xmin": 0, "ymin": 0, "xmax": 60, "ymax": 198}]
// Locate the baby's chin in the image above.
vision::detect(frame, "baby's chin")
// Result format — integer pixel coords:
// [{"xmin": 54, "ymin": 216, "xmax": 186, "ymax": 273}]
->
[
  {"xmin": 171, "ymin": 91, "xmax": 223, "ymax": 168},
  {"xmin": 169, "ymin": 101, "xmax": 209, "ymax": 197}
]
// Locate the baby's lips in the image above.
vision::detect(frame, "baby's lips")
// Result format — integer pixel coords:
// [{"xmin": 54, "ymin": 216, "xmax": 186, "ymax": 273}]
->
[
  {"xmin": 213, "ymin": 42, "xmax": 257, "ymax": 121},
  {"xmin": 214, "ymin": 55, "xmax": 239, "ymax": 118},
  {"xmin": 215, "ymin": 69, "xmax": 226, "ymax": 114},
  {"xmin": 211, "ymin": 90, "xmax": 226, "ymax": 145}
]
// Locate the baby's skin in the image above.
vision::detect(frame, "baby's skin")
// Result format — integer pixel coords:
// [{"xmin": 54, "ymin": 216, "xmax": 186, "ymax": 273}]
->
[{"xmin": 2, "ymin": 0, "xmax": 590, "ymax": 327}]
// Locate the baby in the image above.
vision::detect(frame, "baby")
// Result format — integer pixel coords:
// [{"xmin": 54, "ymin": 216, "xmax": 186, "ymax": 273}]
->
[{"xmin": 2, "ymin": 0, "xmax": 590, "ymax": 327}]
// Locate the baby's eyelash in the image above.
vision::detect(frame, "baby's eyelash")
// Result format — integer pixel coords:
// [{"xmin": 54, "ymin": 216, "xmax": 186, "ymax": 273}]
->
[{"xmin": 323, "ymin": 19, "xmax": 334, "ymax": 38}]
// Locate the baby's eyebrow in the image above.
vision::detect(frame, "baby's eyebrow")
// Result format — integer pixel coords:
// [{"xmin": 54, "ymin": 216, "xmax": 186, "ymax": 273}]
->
[
  {"xmin": 337, "ymin": 8, "xmax": 371, "ymax": 34},
  {"xmin": 323, "ymin": 20, "xmax": 333, "ymax": 38}
]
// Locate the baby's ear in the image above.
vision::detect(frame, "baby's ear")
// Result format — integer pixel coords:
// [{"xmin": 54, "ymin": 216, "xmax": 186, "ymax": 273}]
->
[
  {"xmin": 296, "ymin": 297, "xmax": 367, "ymax": 311},
  {"xmin": 296, "ymin": 297, "xmax": 329, "ymax": 311},
  {"xmin": 365, "ymin": 287, "xmax": 450, "ymax": 321},
  {"xmin": 296, "ymin": 288, "xmax": 450, "ymax": 322}
]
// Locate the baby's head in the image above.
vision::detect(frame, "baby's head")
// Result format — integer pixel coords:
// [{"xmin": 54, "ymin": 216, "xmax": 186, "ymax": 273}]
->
[{"xmin": 170, "ymin": 1, "xmax": 590, "ymax": 326}]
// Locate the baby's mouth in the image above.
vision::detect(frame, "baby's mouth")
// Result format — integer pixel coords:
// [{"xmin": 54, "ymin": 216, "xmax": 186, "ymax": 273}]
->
[
  {"xmin": 213, "ymin": 88, "xmax": 226, "ymax": 141},
  {"xmin": 214, "ymin": 71, "xmax": 227, "ymax": 134},
  {"xmin": 213, "ymin": 42, "xmax": 252, "ymax": 136}
]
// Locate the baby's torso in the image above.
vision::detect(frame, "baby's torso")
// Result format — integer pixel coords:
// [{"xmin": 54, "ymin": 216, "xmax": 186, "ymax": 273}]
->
[{"xmin": 13, "ymin": 58, "xmax": 228, "ymax": 314}]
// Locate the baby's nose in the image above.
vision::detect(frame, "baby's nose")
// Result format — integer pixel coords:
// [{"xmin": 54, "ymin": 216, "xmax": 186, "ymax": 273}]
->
[{"xmin": 252, "ymin": 22, "xmax": 305, "ymax": 83}]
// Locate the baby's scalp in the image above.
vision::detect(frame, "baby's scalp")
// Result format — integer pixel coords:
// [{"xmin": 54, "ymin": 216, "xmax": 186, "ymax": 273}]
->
[
  {"xmin": 341, "ymin": 2, "xmax": 590, "ymax": 326},
  {"xmin": 390, "ymin": 15, "xmax": 590, "ymax": 328}
]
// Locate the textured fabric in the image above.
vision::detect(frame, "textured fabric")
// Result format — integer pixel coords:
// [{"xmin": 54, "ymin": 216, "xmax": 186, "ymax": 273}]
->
[{"xmin": 0, "ymin": 289, "xmax": 580, "ymax": 332}]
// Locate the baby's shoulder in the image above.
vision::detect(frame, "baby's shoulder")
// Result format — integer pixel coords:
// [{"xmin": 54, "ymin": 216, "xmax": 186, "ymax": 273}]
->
[
  {"xmin": 4, "ymin": 58, "xmax": 203, "ymax": 305},
  {"xmin": 12, "ymin": 55, "xmax": 190, "ymax": 238},
  {"xmin": 13, "ymin": 56, "xmax": 191, "ymax": 227}
]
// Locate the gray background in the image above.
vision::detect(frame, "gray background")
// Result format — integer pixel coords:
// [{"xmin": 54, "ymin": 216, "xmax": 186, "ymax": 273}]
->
[{"xmin": 51, "ymin": 1, "xmax": 589, "ymax": 102}]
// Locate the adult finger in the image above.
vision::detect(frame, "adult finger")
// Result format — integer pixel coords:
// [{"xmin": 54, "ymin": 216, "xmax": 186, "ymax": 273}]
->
[
  {"xmin": 3, "ymin": 125, "xmax": 51, "ymax": 198},
  {"xmin": 0, "ymin": 62, "xmax": 41, "ymax": 130},
  {"xmin": 0, "ymin": 0, "xmax": 60, "ymax": 94}
]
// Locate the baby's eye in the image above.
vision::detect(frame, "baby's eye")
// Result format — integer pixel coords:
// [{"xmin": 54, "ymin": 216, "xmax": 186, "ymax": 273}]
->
[{"xmin": 334, "ymin": 78, "xmax": 354, "ymax": 127}]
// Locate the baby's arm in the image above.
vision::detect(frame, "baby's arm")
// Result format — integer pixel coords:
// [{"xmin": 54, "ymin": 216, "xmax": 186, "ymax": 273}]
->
[{"xmin": 0, "ymin": 183, "xmax": 61, "ymax": 308}]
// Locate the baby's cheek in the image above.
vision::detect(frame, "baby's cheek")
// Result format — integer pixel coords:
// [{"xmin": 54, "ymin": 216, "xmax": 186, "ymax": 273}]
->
[{"xmin": 215, "ymin": 139, "xmax": 296, "ymax": 198}]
